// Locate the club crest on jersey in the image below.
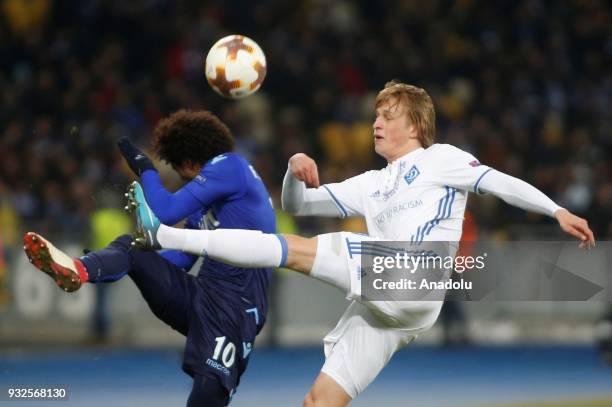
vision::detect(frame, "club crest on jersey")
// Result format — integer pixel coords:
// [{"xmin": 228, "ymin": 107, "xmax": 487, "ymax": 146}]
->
[{"xmin": 404, "ymin": 165, "xmax": 420, "ymax": 185}]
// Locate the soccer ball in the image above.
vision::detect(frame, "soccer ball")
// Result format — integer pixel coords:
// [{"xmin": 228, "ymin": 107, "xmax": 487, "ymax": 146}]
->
[{"xmin": 204, "ymin": 35, "xmax": 267, "ymax": 99}]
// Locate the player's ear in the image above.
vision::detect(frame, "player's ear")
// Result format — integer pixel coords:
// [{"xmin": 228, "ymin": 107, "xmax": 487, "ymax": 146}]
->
[{"xmin": 406, "ymin": 123, "xmax": 418, "ymax": 139}]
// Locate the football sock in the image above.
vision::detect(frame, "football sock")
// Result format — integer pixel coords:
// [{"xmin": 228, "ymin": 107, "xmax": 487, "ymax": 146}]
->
[
  {"xmin": 80, "ymin": 237, "xmax": 133, "ymax": 283},
  {"xmin": 157, "ymin": 225, "xmax": 287, "ymax": 268}
]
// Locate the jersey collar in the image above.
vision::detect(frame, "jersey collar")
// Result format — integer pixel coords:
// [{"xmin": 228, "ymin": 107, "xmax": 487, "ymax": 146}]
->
[{"xmin": 387, "ymin": 147, "xmax": 425, "ymax": 168}]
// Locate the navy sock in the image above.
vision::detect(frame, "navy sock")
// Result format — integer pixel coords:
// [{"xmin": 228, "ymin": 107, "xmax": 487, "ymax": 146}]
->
[{"xmin": 79, "ymin": 235, "xmax": 133, "ymax": 283}]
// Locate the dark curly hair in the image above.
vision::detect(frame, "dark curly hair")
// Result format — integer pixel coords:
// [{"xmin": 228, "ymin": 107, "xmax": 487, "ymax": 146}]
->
[{"xmin": 152, "ymin": 109, "xmax": 235, "ymax": 167}]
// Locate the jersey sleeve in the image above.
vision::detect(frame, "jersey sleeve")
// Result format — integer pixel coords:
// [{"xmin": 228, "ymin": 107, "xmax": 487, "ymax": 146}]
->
[
  {"xmin": 141, "ymin": 154, "xmax": 244, "ymax": 225},
  {"xmin": 432, "ymin": 145, "xmax": 493, "ymax": 194},
  {"xmin": 477, "ymin": 169, "xmax": 562, "ymax": 217},
  {"xmin": 319, "ymin": 172, "xmax": 370, "ymax": 218},
  {"xmin": 281, "ymin": 167, "xmax": 343, "ymax": 217},
  {"xmin": 141, "ymin": 170, "xmax": 207, "ymax": 225},
  {"xmin": 183, "ymin": 153, "xmax": 245, "ymax": 207}
]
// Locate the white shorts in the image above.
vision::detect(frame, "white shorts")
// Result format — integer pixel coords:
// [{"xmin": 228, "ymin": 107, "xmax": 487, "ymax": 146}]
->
[
  {"xmin": 320, "ymin": 301, "xmax": 416, "ymax": 398},
  {"xmin": 312, "ymin": 232, "xmax": 444, "ymax": 397},
  {"xmin": 311, "ymin": 232, "xmax": 444, "ymax": 331}
]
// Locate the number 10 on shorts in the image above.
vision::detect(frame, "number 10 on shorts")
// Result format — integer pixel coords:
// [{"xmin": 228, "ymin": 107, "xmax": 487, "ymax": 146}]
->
[{"xmin": 213, "ymin": 336, "xmax": 236, "ymax": 368}]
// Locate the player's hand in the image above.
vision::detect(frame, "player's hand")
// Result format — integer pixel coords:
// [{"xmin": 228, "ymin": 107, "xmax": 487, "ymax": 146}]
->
[
  {"xmin": 289, "ymin": 153, "xmax": 320, "ymax": 188},
  {"xmin": 554, "ymin": 208, "xmax": 596, "ymax": 249},
  {"xmin": 117, "ymin": 137, "xmax": 157, "ymax": 177}
]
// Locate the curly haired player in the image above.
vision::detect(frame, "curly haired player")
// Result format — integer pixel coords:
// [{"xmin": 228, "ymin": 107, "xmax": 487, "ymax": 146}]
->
[{"xmin": 24, "ymin": 109, "xmax": 275, "ymax": 406}]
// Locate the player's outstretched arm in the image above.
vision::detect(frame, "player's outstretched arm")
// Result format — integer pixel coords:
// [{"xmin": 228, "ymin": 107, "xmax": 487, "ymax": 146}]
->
[
  {"xmin": 281, "ymin": 153, "xmax": 342, "ymax": 217},
  {"xmin": 478, "ymin": 169, "xmax": 595, "ymax": 247}
]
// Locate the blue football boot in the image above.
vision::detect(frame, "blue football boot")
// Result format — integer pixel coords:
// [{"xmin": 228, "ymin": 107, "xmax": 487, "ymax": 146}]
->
[{"xmin": 125, "ymin": 181, "xmax": 161, "ymax": 250}]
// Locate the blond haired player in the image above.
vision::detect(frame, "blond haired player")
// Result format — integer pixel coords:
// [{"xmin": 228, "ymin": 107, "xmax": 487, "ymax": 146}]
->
[{"xmin": 127, "ymin": 81, "xmax": 595, "ymax": 406}]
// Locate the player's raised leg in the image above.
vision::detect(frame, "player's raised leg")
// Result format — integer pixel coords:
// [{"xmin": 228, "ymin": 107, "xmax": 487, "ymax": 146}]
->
[
  {"xmin": 129, "ymin": 180, "xmax": 317, "ymax": 273},
  {"xmin": 129, "ymin": 181, "xmax": 354, "ymax": 294},
  {"xmin": 23, "ymin": 230, "xmax": 196, "ymax": 335},
  {"xmin": 23, "ymin": 233, "xmax": 228, "ymax": 404}
]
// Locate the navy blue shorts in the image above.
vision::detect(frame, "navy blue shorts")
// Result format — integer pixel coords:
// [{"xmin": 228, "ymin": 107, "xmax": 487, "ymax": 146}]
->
[
  {"xmin": 83, "ymin": 235, "xmax": 265, "ymax": 398},
  {"xmin": 181, "ymin": 278, "xmax": 261, "ymax": 396},
  {"xmin": 132, "ymin": 255, "xmax": 262, "ymax": 396}
]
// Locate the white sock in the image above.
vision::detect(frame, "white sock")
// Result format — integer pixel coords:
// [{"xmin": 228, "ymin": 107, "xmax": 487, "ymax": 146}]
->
[{"xmin": 157, "ymin": 225, "xmax": 286, "ymax": 268}]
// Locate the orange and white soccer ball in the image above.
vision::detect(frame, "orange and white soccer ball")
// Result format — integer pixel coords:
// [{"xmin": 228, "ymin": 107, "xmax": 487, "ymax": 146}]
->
[{"xmin": 204, "ymin": 35, "xmax": 267, "ymax": 99}]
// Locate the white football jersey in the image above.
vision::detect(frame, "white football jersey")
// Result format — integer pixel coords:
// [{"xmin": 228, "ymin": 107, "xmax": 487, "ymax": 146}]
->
[{"xmin": 323, "ymin": 144, "xmax": 492, "ymax": 241}]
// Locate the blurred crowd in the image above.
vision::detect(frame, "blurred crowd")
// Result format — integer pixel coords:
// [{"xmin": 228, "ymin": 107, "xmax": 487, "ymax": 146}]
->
[{"xmin": 0, "ymin": 0, "xmax": 611, "ymax": 247}]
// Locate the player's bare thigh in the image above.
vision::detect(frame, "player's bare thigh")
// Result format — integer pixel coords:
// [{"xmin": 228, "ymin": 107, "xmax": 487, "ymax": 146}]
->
[
  {"xmin": 303, "ymin": 372, "xmax": 352, "ymax": 407},
  {"xmin": 282, "ymin": 234, "xmax": 317, "ymax": 274}
]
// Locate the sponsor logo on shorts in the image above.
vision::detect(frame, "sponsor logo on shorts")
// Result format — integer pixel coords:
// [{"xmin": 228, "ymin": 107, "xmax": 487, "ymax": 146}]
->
[{"xmin": 205, "ymin": 358, "xmax": 231, "ymax": 376}]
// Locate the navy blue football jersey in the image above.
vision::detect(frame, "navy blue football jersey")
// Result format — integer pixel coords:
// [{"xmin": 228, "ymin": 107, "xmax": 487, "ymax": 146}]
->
[{"xmin": 140, "ymin": 152, "xmax": 275, "ymax": 396}]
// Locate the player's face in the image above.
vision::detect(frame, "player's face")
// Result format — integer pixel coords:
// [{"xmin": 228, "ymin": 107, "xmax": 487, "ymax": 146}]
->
[{"xmin": 373, "ymin": 98, "xmax": 418, "ymax": 161}]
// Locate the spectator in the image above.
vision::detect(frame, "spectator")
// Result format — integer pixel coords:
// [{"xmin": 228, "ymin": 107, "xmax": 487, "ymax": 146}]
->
[{"xmin": 0, "ymin": 0, "xmax": 609, "ymax": 246}]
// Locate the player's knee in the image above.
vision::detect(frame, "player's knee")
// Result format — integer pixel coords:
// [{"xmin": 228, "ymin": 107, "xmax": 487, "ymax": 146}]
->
[
  {"xmin": 302, "ymin": 389, "xmax": 348, "ymax": 407},
  {"xmin": 304, "ymin": 372, "xmax": 353, "ymax": 407},
  {"xmin": 302, "ymin": 389, "xmax": 317, "ymax": 407},
  {"xmin": 303, "ymin": 387, "xmax": 344, "ymax": 407}
]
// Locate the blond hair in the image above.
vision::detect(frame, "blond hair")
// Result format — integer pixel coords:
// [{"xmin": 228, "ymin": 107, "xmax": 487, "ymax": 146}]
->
[{"xmin": 375, "ymin": 81, "xmax": 436, "ymax": 148}]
